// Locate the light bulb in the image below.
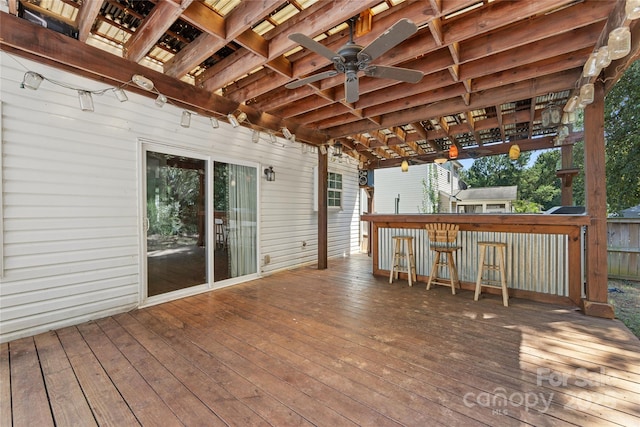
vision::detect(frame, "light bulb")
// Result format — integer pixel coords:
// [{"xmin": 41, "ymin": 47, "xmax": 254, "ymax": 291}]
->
[
  {"xmin": 608, "ymin": 27, "xmax": 631, "ymax": 60},
  {"xmin": 626, "ymin": 0, "xmax": 640, "ymax": 20},
  {"xmin": 579, "ymin": 83, "xmax": 594, "ymax": 106}
]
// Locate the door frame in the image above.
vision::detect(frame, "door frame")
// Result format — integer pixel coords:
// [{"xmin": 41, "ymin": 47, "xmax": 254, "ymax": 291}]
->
[{"xmin": 139, "ymin": 140, "xmax": 214, "ymax": 307}]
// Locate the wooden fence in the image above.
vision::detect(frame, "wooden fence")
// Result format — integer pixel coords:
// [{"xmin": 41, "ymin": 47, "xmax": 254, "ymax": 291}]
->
[{"xmin": 607, "ymin": 218, "xmax": 640, "ymax": 281}]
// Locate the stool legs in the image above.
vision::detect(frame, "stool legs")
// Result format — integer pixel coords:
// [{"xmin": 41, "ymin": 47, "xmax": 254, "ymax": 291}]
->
[
  {"xmin": 426, "ymin": 252, "xmax": 440, "ymax": 290},
  {"xmin": 389, "ymin": 238, "xmax": 401, "ymax": 283},
  {"xmin": 447, "ymin": 252, "xmax": 459, "ymax": 295},
  {"xmin": 475, "ymin": 243, "xmax": 508, "ymax": 307},
  {"xmin": 427, "ymin": 250, "xmax": 458, "ymax": 294},
  {"xmin": 390, "ymin": 237, "xmax": 416, "ymax": 286}
]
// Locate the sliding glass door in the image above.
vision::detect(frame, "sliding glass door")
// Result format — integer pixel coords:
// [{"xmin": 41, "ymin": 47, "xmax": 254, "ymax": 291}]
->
[
  {"xmin": 145, "ymin": 150, "xmax": 207, "ymax": 296},
  {"xmin": 142, "ymin": 147, "xmax": 258, "ymax": 298}
]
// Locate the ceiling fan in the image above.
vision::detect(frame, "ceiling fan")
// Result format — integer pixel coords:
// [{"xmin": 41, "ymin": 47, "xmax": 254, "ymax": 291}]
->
[{"xmin": 285, "ymin": 17, "xmax": 424, "ymax": 103}]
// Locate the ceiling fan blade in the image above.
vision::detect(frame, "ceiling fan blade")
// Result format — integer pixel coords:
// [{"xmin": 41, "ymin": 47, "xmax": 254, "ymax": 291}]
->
[
  {"xmin": 357, "ymin": 18, "xmax": 418, "ymax": 63},
  {"xmin": 285, "ymin": 70, "xmax": 339, "ymax": 89},
  {"xmin": 289, "ymin": 33, "xmax": 340, "ymax": 62},
  {"xmin": 364, "ymin": 65, "xmax": 423, "ymax": 83},
  {"xmin": 345, "ymin": 72, "xmax": 359, "ymax": 103}
]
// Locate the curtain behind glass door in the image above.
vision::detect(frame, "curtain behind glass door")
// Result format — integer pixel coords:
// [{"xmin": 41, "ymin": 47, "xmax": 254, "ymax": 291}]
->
[{"xmin": 214, "ymin": 162, "xmax": 257, "ymax": 281}]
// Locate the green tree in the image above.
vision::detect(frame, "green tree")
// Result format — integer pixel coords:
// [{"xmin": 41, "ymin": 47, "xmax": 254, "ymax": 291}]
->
[
  {"xmin": 418, "ymin": 164, "xmax": 439, "ymax": 213},
  {"xmin": 604, "ymin": 59, "xmax": 640, "ymax": 214},
  {"xmin": 460, "ymin": 152, "xmax": 530, "ymax": 188},
  {"xmin": 519, "ymin": 150, "xmax": 562, "ymax": 211}
]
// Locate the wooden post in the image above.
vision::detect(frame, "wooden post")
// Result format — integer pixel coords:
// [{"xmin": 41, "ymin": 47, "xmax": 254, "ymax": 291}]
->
[
  {"xmin": 318, "ymin": 149, "xmax": 328, "ymax": 270},
  {"xmin": 583, "ymin": 80, "xmax": 614, "ymax": 318},
  {"xmin": 560, "ymin": 144, "xmax": 574, "ymax": 206}
]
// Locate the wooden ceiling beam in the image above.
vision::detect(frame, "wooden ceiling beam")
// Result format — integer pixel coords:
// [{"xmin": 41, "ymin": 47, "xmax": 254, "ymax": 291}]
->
[
  {"xmin": 460, "ymin": 0, "xmax": 614, "ymax": 63},
  {"xmin": 76, "ymin": 0, "xmax": 103, "ymax": 42},
  {"xmin": 180, "ymin": 1, "xmax": 225, "ymax": 38},
  {"xmin": 164, "ymin": 32, "xmax": 222, "ymax": 78},
  {"xmin": 124, "ymin": 0, "xmax": 194, "ymax": 63},
  {"xmin": 442, "ymin": 0, "xmax": 576, "ymax": 45},
  {"xmin": 325, "ymin": 70, "xmax": 579, "ymax": 138}
]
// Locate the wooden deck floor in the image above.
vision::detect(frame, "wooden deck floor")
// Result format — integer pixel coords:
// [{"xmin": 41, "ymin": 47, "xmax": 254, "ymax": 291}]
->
[{"xmin": 2, "ymin": 254, "xmax": 640, "ymax": 426}]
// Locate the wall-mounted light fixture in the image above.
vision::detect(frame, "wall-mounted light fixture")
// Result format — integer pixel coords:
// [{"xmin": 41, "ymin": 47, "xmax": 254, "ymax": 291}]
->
[
  {"xmin": 401, "ymin": 159, "xmax": 409, "ymax": 172},
  {"xmin": 333, "ymin": 142, "xmax": 343, "ymax": 157},
  {"xmin": 264, "ymin": 166, "xmax": 275, "ymax": 181},
  {"xmin": 21, "ymin": 71, "xmax": 43, "ymax": 90},
  {"xmin": 78, "ymin": 90, "xmax": 94, "ymax": 112}
]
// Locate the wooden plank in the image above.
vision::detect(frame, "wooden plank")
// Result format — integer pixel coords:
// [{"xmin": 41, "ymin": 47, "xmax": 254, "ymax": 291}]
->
[
  {"xmin": 75, "ymin": 322, "xmax": 183, "ymax": 426},
  {"xmin": 0, "ymin": 343, "xmax": 12, "ymax": 427},
  {"xmin": 165, "ymin": 301, "xmax": 388, "ymax": 426},
  {"xmin": 116, "ymin": 312, "xmax": 268, "ymax": 425},
  {"xmin": 8, "ymin": 337, "xmax": 54, "ymax": 426},
  {"xmin": 94, "ymin": 316, "xmax": 225, "ymax": 426},
  {"xmin": 56, "ymin": 326, "xmax": 140, "ymax": 426},
  {"xmin": 33, "ymin": 331, "xmax": 97, "ymax": 426},
  {"xmin": 4, "ymin": 256, "xmax": 640, "ymax": 426}
]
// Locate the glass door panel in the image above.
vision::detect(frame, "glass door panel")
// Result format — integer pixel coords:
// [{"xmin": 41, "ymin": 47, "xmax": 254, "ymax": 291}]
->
[
  {"xmin": 146, "ymin": 151, "xmax": 207, "ymax": 296},
  {"xmin": 213, "ymin": 161, "xmax": 257, "ymax": 282}
]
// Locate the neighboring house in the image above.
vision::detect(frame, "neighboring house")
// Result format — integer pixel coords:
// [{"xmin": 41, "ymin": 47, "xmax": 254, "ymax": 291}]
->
[
  {"xmin": 456, "ymin": 186, "xmax": 518, "ymax": 213},
  {"xmin": 619, "ymin": 205, "xmax": 640, "ymax": 218},
  {"xmin": 373, "ymin": 161, "xmax": 463, "ymax": 214},
  {"xmin": 0, "ymin": 54, "xmax": 361, "ymax": 343}
]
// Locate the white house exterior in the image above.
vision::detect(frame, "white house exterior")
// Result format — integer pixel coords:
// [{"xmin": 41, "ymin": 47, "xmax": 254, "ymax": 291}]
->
[
  {"xmin": 0, "ymin": 52, "xmax": 361, "ymax": 343},
  {"xmin": 373, "ymin": 161, "xmax": 463, "ymax": 214},
  {"xmin": 455, "ymin": 186, "xmax": 517, "ymax": 213}
]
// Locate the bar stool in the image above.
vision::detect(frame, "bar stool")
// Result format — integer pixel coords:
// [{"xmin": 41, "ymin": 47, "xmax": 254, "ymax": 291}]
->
[
  {"xmin": 425, "ymin": 224, "xmax": 462, "ymax": 294},
  {"xmin": 389, "ymin": 236, "xmax": 417, "ymax": 287},
  {"xmin": 474, "ymin": 242, "xmax": 509, "ymax": 306}
]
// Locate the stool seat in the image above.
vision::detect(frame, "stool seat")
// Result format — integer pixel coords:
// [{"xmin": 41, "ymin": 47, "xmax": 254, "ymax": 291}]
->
[
  {"xmin": 474, "ymin": 241, "xmax": 509, "ymax": 306},
  {"xmin": 389, "ymin": 236, "xmax": 417, "ymax": 287}
]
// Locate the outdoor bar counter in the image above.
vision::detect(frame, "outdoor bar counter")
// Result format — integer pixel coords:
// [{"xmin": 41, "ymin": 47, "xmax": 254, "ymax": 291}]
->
[{"xmin": 361, "ymin": 213, "xmax": 591, "ymax": 306}]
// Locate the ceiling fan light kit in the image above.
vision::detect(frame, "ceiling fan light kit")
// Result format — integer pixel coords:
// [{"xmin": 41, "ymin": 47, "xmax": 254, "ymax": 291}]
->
[{"xmin": 286, "ymin": 17, "xmax": 424, "ymax": 103}]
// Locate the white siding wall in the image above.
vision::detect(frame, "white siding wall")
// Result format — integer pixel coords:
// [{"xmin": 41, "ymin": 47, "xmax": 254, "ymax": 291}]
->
[
  {"xmin": 0, "ymin": 53, "xmax": 360, "ymax": 342},
  {"xmin": 373, "ymin": 166, "xmax": 426, "ymax": 213},
  {"xmin": 374, "ymin": 163, "xmax": 461, "ymax": 214}
]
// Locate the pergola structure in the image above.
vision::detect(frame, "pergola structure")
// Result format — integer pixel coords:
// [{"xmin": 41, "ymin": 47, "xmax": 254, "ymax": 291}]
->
[{"xmin": 2, "ymin": 0, "xmax": 639, "ymax": 317}]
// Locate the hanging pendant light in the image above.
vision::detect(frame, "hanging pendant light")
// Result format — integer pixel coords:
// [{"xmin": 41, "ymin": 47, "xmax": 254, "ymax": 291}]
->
[
  {"xmin": 449, "ymin": 145, "xmax": 458, "ymax": 159},
  {"xmin": 401, "ymin": 160, "xmax": 409, "ymax": 172},
  {"xmin": 509, "ymin": 144, "xmax": 520, "ymax": 160}
]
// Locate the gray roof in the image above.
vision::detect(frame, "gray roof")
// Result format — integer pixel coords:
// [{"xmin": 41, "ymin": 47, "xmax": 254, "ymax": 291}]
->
[
  {"xmin": 620, "ymin": 205, "xmax": 640, "ymax": 218},
  {"xmin": 457, "ymin": 186, "xmax": 518, "ymax": 201}
]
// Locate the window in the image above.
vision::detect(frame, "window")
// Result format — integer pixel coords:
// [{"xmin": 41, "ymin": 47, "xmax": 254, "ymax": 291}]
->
[{"xmin": 328, "ymin": 172, "xmax": 342, "ymax": 208}]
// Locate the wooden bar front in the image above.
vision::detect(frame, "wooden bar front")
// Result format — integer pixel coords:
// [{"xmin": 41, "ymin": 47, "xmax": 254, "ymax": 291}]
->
[{"xmin": 361, "ymin": 214, "xmax": 590, "ymax": 306}]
